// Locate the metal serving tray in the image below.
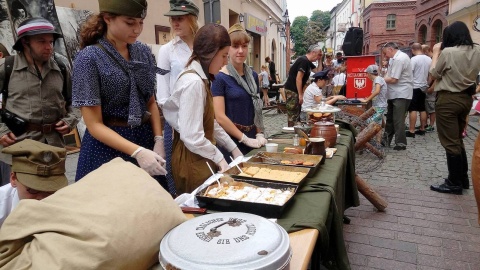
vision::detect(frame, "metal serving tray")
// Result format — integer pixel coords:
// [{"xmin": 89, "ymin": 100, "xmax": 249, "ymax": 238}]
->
[
  {"xmin": 196, "ymin": 178, "xmax": 297, "ymax": 218},
  {"xmin": 223, "ymin": 162, "xmax": 310, "ymax": 185},
  {"xmin": 248, "ymin": 152, "xmax": 322, "ymax": 177}
]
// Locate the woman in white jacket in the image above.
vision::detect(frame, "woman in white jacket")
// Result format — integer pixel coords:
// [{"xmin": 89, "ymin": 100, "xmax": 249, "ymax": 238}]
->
[{"xmin": 156, "ymin": 0, "xmax": 199, "ymax": 196}]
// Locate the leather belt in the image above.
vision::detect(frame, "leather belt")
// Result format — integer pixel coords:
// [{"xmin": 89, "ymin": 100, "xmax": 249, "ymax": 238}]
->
[
  {"xmin": 26, "ymin": 122, "xmax": 56, "ymax": 133},
  {"xmin": 234, "ymin": 123, "xmax": 256, "ymax": 133},
  {"xmin": 104, "ymin": 116, "xmax": 150, "ymax": 127}
]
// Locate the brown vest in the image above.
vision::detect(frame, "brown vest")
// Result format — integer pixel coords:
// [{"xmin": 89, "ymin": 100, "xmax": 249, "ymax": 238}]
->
[{"xmin": 171, "ymin": 70, "xmax": 217, "ymax": 194}]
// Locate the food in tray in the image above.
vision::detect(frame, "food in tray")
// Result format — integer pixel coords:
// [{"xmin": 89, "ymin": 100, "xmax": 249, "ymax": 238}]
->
[
  {"xmin": 283, "ymin": 147, "xmax": 303, "ymax": 154},
  {"xmin": 204, "ymin": 180, "xmax": 294, "ymax": 206},
  {"xmin": 237, "ymin": 166, "xmax": 306, "ymax": 183},
  {"xmin": 281, "ymin": 159, "xmax": 313, "ymax": 166}
]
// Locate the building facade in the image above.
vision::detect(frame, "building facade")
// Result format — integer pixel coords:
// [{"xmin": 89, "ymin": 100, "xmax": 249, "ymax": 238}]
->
[
  {"xmin": 332, "ymin": 0, "xmax": 352, "ymax": 53},
  {"xmin": 415, "ymin": 0, "xmax": 448, "ymax": 48},
  {"xmin": 54, "ymin": 0, "xmax": 290, "ymax": 79},
  {"xmin": 362, "ymin": 0, "xmax": 416, "ymax": 54},
  {"xmin": 447, "ymin": 0, "xmax": 480, "ymax": 43}
]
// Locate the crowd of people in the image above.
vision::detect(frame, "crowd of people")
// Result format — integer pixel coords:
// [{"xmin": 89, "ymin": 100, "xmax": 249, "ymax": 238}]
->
[{"xmin": 0, "ymin": 0, "xmax": 479, "ymax": 231}]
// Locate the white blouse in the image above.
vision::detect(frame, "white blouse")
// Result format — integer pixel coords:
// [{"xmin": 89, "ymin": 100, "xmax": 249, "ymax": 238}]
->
[
  {"xmin": 156, "ymin": 36, "xmax": 193, "ymax": 107},
  {"xmin": 163, "ymin": 61, "xmax": 237, "ymax": 164},
  {"xmin": 0, "ymin": 183, "xmax": 19, "ymax": 227}
]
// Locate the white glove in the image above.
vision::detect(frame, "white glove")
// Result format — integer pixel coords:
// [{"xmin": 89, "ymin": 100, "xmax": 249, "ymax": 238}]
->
[
  {"xmin": 256, "ymin": 133, "xmax": 268, "ymax": 146},
  {"xmin": 132, "ymin": 147, "xmax": 167, "ymax": 176},
  {"xmin": 231, "ymin": 147, "xmax": 243, "ymax": 159},
  {"xmin": 216, "ymin": 159, "xmax": 230, "ymax": 173},
  {"xmin": 153, "ymin": 136, "xmax": 166, "ymax": 160},
  {"xmin": 239, "ymin": 133, "xmax": 261, "ymax": 148}
]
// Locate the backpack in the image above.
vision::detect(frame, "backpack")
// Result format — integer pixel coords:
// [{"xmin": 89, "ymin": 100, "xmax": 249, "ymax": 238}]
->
[{"xmin": 1, "ymin": 54, "xmax": 69, "ymax": 109}]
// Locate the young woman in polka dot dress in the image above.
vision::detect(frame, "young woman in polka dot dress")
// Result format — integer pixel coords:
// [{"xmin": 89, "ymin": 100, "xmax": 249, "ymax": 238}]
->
[{"xmin": 72, "ymin": 0, "xmax": 171, "ymax": 193}]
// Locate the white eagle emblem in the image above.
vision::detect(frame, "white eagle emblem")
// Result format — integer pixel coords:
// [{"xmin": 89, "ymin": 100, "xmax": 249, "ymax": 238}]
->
[{"xmin": 354, "ymin": 78, "xmax": 366, "ymax": 90}]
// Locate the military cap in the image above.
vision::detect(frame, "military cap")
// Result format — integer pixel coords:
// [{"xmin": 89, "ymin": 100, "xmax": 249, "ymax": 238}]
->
[
  {"xmin": 228, "ymin": 23, "xmax": 246, "ymax": 35},
  {"xmin": 312, "ymin": 70, "xmax": 330, "ymax": 80},
  {"xmin": 2, "ymin": 139, "xmax": 68, "ymax": 192},
  {"xmin": 99, "ymin": 0, "xmax": 148, "ymax": 19},
  {"xmin": 164, "ymin": 0, "xmax": 199, "ymax": 17}
]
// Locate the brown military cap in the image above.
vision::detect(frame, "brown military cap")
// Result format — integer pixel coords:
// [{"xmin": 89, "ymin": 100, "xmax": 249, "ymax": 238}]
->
[
  {"xmin": 99, "ymin": 0, "xmax": 148, "ymax": 19},
  {"xmin": 2, "ymin": 139, "xmax": 68, "ymax": 192}
]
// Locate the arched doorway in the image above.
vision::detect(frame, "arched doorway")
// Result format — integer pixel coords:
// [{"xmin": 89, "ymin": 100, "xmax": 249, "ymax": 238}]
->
[
  {"xmin": 431, "ymin": 20, "xmax": 443, "ymax": 44},
  {"xmin": 418, "ymin": 24, "xmax": 427, "ymax": 44},
  {"xmin": 271, "ymin": 39, "xmax": 277, "ymax": 63}
]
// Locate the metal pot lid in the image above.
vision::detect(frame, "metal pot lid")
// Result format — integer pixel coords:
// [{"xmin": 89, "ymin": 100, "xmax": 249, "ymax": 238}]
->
[{"xmin": 159, "ymin": 212, "xmax": 291, "ymax": 270}]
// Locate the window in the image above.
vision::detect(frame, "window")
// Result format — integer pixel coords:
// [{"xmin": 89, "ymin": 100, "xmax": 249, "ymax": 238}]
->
[
  {"xmin": 386, "ymin": 14, "xmax": 396, "ymax": 29},
  {"xmin": 434, "ymin": 21, "xmax": 443, "ymax": 43},
  {"xmin": 418, "ymin": 25, "xmax": 427, "ymax": 44}
]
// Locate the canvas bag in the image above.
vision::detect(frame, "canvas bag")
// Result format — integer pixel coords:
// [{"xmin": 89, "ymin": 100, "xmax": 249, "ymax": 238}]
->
[{"xmin": 0, "ymin": 158, "xmax": 187, "ymax": 270}]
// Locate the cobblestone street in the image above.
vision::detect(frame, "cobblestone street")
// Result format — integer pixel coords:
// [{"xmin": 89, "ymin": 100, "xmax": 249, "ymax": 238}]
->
[{"xmin": 65, "ymin": 111, "xmax": 480, "ymax": 269}]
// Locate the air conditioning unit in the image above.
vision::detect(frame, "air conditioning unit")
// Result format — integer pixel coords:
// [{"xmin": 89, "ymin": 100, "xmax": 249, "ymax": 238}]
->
[
  {"xmin": 326, "ymin": 30, "xmax": 333, "ymax": 38},
  {"xmin": 336, "ymin": 45, "xmax": 343, "ymax": 50},
  {"xmin": 337, "ymin": 23, "xmax": 346, "ymax": 32}
]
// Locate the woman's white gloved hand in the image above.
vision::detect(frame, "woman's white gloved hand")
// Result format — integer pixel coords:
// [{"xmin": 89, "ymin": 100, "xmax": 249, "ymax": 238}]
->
[
  {"xmin": 216, "ymin": 159, "xmax": 230, "ymax": 173},
  {"xmin": 239, "ymin": 133, "xmax": 261, "ymax": 148},
  {"xmin": 153, "ymin": 136, "xmax": 166, "ymax": 160},
  {"xmin": 132, "ymin": 147, "xmax": 167, "ymax": 176},
  {"xmin": 255, "ymin": 133, "xmax": 268, "ymax": 146}
]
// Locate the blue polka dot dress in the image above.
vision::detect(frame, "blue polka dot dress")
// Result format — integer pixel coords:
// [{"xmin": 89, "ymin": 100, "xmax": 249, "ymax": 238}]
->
[{"xmin": 72, "ymin": 38, "xmax": 169, "ymax": 192}]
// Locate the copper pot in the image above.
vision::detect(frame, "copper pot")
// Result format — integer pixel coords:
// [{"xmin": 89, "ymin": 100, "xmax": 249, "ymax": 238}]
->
[{"xmin": 309, "ymin": 121, "xmax": 337, "ymax": 148}]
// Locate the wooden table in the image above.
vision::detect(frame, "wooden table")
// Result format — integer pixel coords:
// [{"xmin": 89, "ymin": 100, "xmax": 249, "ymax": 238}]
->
[
  {"xmin": 177, "ymin": 127, "xmax": 358, "ymax": 270},
  {"xmin": 185, "ymin": 213, "xmax": 318, "ymax": 270}
]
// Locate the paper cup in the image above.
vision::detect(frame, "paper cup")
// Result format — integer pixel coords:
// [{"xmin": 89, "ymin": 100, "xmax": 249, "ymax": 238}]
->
[{"xmin": 265, "ymin": 143, "xmax": 279, "ymax": 152}]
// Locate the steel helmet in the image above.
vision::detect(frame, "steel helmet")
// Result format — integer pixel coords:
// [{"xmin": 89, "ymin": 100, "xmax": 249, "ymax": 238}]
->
[{"xmin": 13, "ymin": 17, "xmax": 62, "ymax": 51}]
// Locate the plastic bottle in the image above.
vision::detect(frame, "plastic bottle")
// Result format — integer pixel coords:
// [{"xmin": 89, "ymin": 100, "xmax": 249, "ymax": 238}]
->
[
  {"xmin": 320, "ymin": 97, "xmax": 326, "ymax": 107},
  {"xmin": 293, "ymin": 134, "xmax": 299, "ymax": 146}
]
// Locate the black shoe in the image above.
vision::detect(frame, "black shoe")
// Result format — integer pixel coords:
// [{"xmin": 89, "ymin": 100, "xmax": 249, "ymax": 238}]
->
[
  {"xmin": 405, "ymin": 131, "xmax": 415, "ymax": 138},
  {"xmin": 441, "ymin": 178, "xmax": 468, "ymax": 189},
  {"xmin": 393, "ymin": 145, "xmax": 406, "ymax": 150},
  {"xmin": 430, "ymin": 183, "xmax": 463, "ymax": 195},
  {"xmin": 415, "ymin": 130, "xmax": 426, "ymax": 135}
]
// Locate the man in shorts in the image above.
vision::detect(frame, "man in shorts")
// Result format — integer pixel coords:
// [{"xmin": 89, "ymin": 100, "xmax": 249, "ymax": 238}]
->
[{"xmin": 406, "ymin": 43, "xmax": 431, "ymax": 137}]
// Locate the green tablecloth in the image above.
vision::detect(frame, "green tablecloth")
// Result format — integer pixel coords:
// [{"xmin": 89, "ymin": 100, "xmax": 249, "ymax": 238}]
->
[{"xmin": 250, "ymin": 126, "xmax": 359, "ymax": 270}]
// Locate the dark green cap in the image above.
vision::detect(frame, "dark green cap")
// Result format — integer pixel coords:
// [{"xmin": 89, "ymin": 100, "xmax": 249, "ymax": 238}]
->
[
  {"xmin": 164, "ymin": 0, "xmax": 199, "ymax": 17},
  {"xmin": 99, "ymin": 0, "xmax": 148, "ymax": 19},
  {"xmin": 2, "ymin": 139, "xmax": 67, "ymax": 192}
]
